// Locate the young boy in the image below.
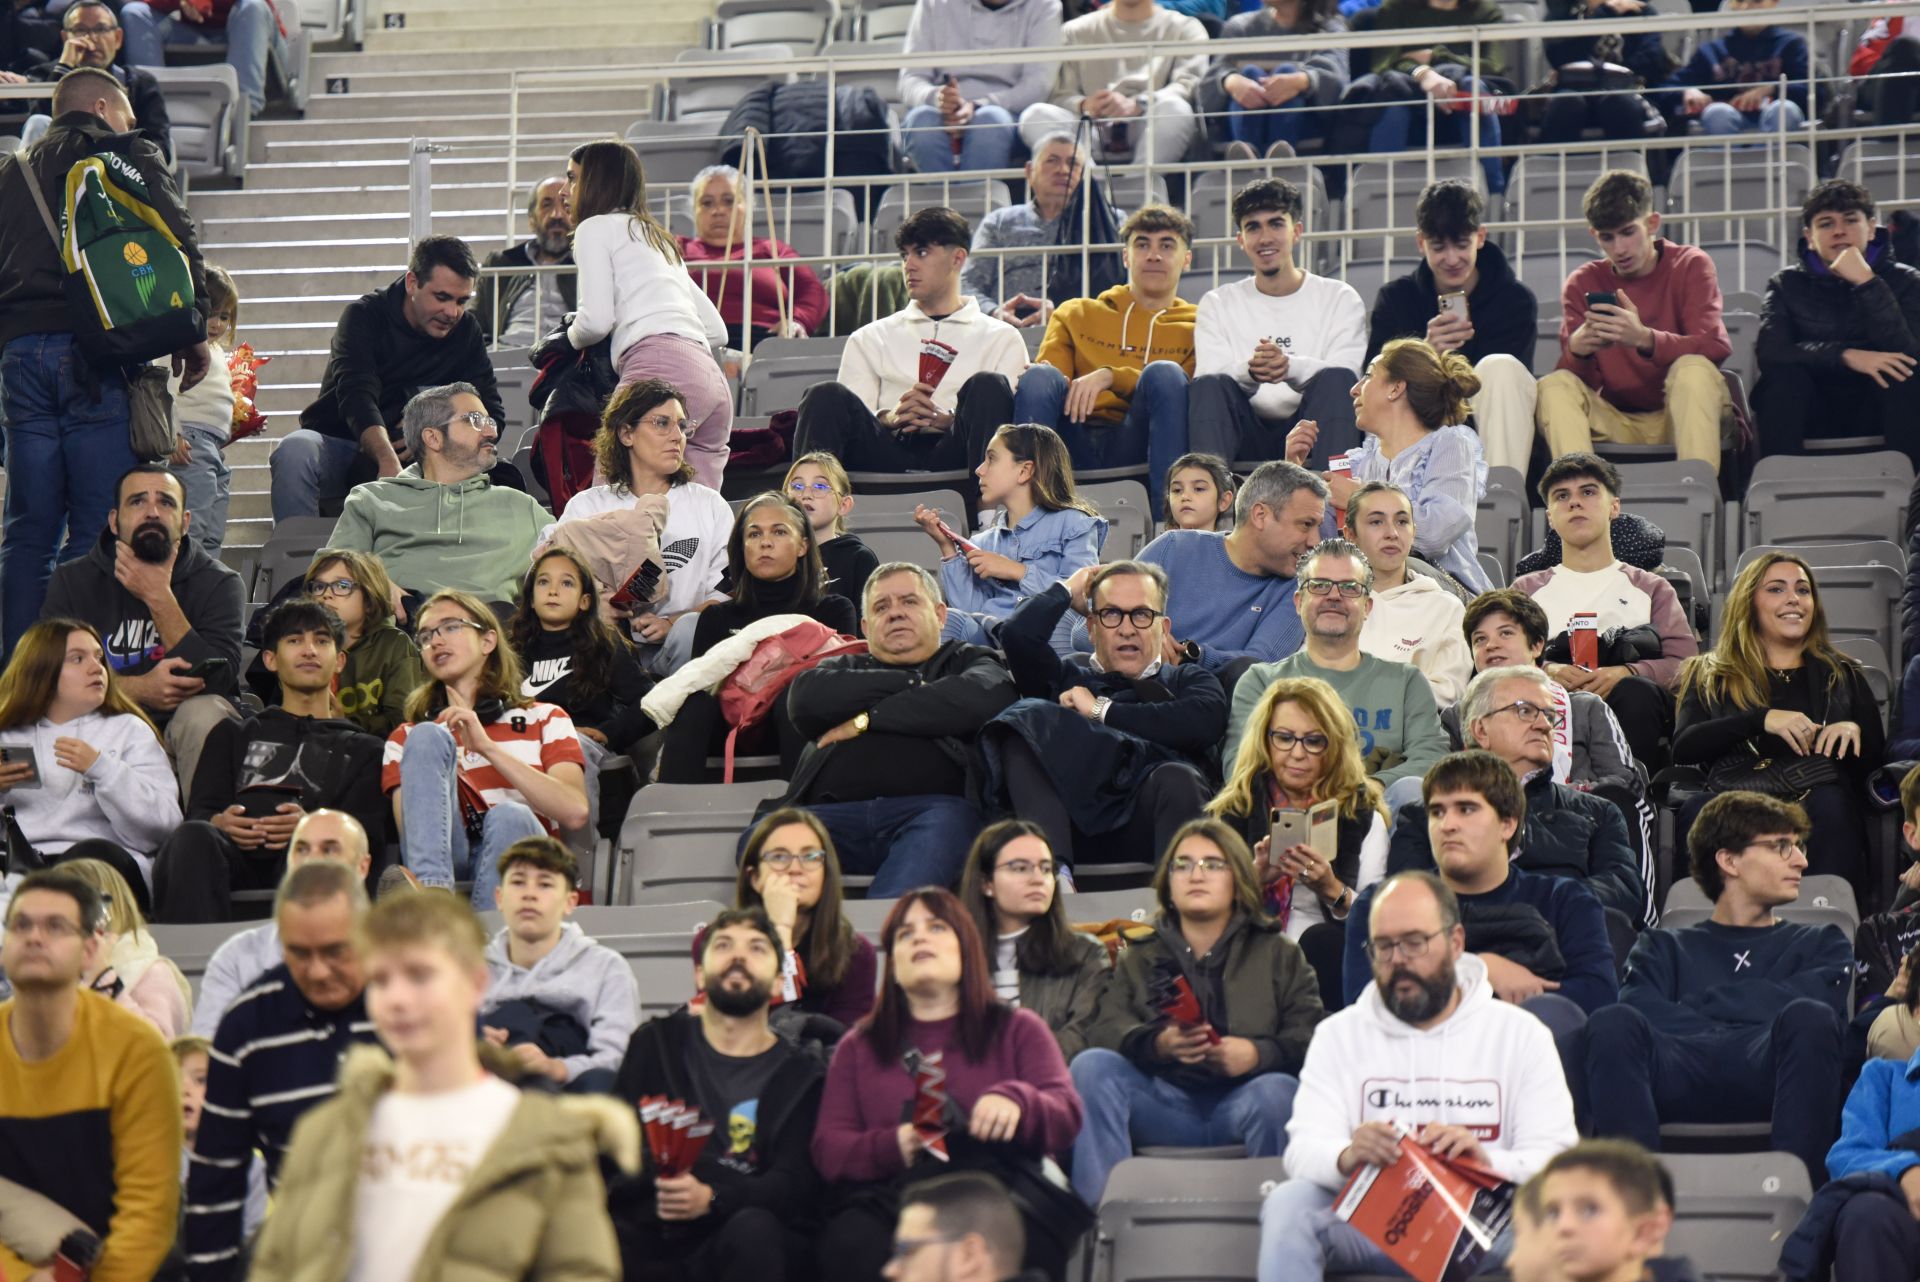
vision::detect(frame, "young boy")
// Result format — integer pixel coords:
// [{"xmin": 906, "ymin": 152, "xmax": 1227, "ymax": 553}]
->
[
  {"xmin": 783, "ymin": 451, "xmax": 878, "ymax": 617},
  {"xmin": 480, "ymin": 837, "xmax": 640, "ymax": 1094},
  {"xmin": 1509, "ymin": 1140, "xmax": 1677, "ymax": 1282},
  {"xmin": 1535, "ymin": 170, "xmax": 1731, "ymax": 472},
  {"xmin": 171, "ymin": 1035, "xmax": 267, "ymax": 1242}
]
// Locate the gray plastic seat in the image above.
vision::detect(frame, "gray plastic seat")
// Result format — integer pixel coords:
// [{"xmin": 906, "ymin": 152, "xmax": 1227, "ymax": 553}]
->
[
  {"xmin": 1081, "ymin": 479, "xmax": 1155, "ymax": 562},
  {"xmin": 710, "ymin": 0, "xmax": 834, "ymax": 56},
  {"xmin": 738, "ymin": 352, "xmax": 841, "ymax": 416},
  {"xmin": 251, "ymin": 515, "xmax": 337, "ymax": 603},
  {"xmin": 1094, "ymin": 1156, "xmax": 1290, "ymax": 1282},
  {"xmin": 614, "ymin": 780, "xmax": 788, "ymax": 905},
  {"xmin": 1660, "ymin": 1151, "xmax": 1813, "ymax": 1282}
]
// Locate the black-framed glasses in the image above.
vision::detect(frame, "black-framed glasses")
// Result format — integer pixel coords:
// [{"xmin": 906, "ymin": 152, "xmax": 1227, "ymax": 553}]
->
[
  {"xmin": 416, "ymin": 619, "xmax": 486, "ymax": 645},
  {"xmin": 788, "ymin": 479, "xmax": 838, "ymax": 495},
  {"xmin": 65, "ymin": 23, "xmax": 118, "ymax": 36},
  {"xmin": 1488, "ymin": 700, "xmax": 1566, "ymax": 729},
  {"xmin": 889, "ymin": 1234, "xmax": 960, "ymax": 1264},
  {"xmin": 995, "ymin": 858, "xmax": 1057, "ymax": 879},
  {"xmin": 305, "ymin": 577, "xmax": 359, "ymax": 599},
  {"xmin": 761, "ymin": 849, "xmax": 826, "ymax": 870},
  {"xmin": 1301, "ymin": 578, "xmax": 1369, "ymax": 599},
  {"xmin": 1745, "ymin": 837, "xmax": 1807, "ymax": 860},
  {"xmin": 5, "ymin": 914, "xmax": 85, "ymax": 940},
  {"xmin": 1268, "ymin": 729, "xmax": 1331, "ymax": 756},
  {"xmin": 1363, "ymin": 929, "xmax": 1446, "ymax": 962},
  {"xmin": 1093, "ymin": 605, "xmax": 1162, "ymax": 630}
]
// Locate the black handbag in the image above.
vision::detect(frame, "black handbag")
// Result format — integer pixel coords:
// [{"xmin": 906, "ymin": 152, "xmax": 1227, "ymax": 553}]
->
[
  {"xmin": 1045, "ymin": 116, "xmax": 1126, "ymax": 308},
  {"xmin": 2, "ymin": 806, "xmax": 46, "ymax": 877},
  {"xmin": 1705, "ymin": 744, "xmax": 1840, "ymax": 797}
]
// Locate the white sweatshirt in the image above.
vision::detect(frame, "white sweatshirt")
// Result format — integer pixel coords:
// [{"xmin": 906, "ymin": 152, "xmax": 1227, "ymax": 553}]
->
[
  {"xmin": 1194, "ymin": 274, "xmax": 1367, "ymax": 419},
  {"xmin": 0, "ymin": 711, "xmax": 182, "ymax": 880},
  {"xmin": 551, "ymin": 481, "xmax": 732, "ymax": 618},
  {"xmin": 163, "ymin": 338, "xmax": 235, "ymax": 439},
  {"xmin": 1284, "ymin": 954, "xmax": 1579, "ymax": 1192},
  {"xmin": 568, "ymin": 213, "xmax": 728, "ymax": 363},
  {"xmin": 1359, "ymin": 575, "xmax": 1474, "ymax": 707},
  {"xmin": 838, "ymin": 297, "xmax": 1029, "ymax": 416}
]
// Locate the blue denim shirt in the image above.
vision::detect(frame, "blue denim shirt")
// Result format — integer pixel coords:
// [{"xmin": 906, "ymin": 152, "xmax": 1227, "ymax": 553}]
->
[{"xmin": 942, "ymin": 504, "xmax": 1108, "ymax": 650}]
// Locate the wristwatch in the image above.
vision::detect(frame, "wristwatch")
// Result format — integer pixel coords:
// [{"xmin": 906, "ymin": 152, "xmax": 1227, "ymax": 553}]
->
[
  {"xmin": 852, "ymin": 711, "xmax": 870, "ymax": 735},
  {"xmin": 1091, "ymin": 696, "xmax": 1113, "ymax": 724}
]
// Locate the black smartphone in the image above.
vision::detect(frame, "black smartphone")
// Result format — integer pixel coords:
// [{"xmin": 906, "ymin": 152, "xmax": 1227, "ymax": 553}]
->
[
  {"xmin": 1585, "ymin": 291, "xmax": 1619, "ymax": 309},
  {"xmin": 0, "ymin": 744, "xmax": 41, "ymax": 789},
  {"xmin": 180, "ymin": 657, "xmax": 229, "ymax": 682}
]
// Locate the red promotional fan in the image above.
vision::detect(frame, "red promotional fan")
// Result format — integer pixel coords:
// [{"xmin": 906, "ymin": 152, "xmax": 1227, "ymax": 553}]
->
[
  {"xmin": 918, "ymin": 338, "xmax": 959, "ymax": 389},
  {"xmin": 1156, "ymin": 974, "xmax": 1222, "ymax": 1045},
  {"xmin": 903, "ymin": 1049, "xmax": 953, "ymax": 1162},
  {"xmin": 639, "ymin": 1095, "xmax": 713, "ymax": 1176}
]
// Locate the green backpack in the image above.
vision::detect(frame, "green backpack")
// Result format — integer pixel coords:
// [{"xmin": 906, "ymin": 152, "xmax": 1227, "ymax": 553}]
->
[{"xmin": 14, "ymin": 143, "xmax": 199, "ymax": 365}]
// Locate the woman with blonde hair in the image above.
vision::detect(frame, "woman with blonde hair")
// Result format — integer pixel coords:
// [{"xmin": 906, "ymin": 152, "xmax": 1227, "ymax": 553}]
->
[
  {"xmin": 63, "ymin": 857, "xmax": 193, "ymax": 1037},
  {"xmin": 1210, "ymin": 675, "xmax": 1389, "ymax": 1010},
  {"xmin": 1287, "ymin": 336, "xmax": 1490, "ymax": 591},
  {"xmin": 1674, "ymin": 552, "xmax": 1883, "ymax": 887}
]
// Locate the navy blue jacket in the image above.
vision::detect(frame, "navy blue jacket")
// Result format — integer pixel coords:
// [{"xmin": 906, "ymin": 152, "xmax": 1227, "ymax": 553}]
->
[{"xmin": 1619, "ymin": 918, "xmax": 1852, "ymax": 1036}]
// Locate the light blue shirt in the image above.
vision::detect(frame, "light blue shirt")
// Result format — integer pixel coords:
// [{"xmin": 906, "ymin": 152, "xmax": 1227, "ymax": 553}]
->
[
  {"xmin": 1345, "ymin": 423, "xmax": 1490, "ymax": 592},
  {"xmin": 942, "ymin": 505, "xmax": 1107, "ymax": 652},
  {"xmin": 1071, "ymin": 529, "xmax": 1305, "ymax": 669}
]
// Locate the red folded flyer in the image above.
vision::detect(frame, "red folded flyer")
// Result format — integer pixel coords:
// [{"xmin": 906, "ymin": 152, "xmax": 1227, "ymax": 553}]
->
[
  {"xmin": 903, "ymin": 1049, "xmax": 953, "ymax": 1162},
  {"xmin": 639, "ymin": 1095, "xmax": 713, "ymax": 1176},
  {"xmin": 1333, "ymin": 1127, "xmax": 1514, "ymax": 1282},
  {"xmin": 1156, "ymin": 974, "xmax": 1222, "ymax": 1045},
  {"xmin": 918, "ymin": 338, "xmax": 959, "ymax": 389}
]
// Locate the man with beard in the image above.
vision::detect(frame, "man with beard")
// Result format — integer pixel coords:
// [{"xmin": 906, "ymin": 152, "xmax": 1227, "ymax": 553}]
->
[
  {"xmin": 42, "ymin": 463, "xmax": 244, "ymax": 792},
  {"xmin": 475, "ymin": 176, "xmax": 575, "ymax": 350},
  {"xmin": 610, "ymin": 907, "xmax": 825, "ymax": 1282},
  {"xmin": 1256, "ymin": 868, "xmax": 1579, "ymax": 1282},
  {"xmin": 326, "ymin": 381, "xmax": 550, "ymax": 609}
]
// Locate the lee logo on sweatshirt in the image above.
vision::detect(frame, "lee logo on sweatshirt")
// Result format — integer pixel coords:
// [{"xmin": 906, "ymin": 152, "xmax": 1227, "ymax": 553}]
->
[{"xmin": 1358, "ymin": 1075, "xmax": 1505, "ymax": 1141}]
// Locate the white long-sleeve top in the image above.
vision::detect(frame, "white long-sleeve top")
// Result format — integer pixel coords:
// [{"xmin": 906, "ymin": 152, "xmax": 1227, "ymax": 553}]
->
[
  {"xmin": 0, "ymin": 710, "xmax": 182, "ymax": 870},
  {"xmin": 567, "ymin": 213, "xmax": 728, "ymax": 363},
  {"xmin": 1194, "ymin": 273, "xmax": 1367, "ymax": 418},
  {"xmin": 838, "ymin": 297, "xmax": 1029, "ymax": 415}
]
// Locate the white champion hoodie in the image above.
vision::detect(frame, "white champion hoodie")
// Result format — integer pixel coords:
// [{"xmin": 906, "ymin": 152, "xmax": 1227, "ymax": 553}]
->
[
  {"xmin": 1284, "ymin": 954, "xmax": 1579, "ymax": 1192},
  {"xmin": 1358, "ymin": 575, "xmax": 1473, "ymax": 708}
]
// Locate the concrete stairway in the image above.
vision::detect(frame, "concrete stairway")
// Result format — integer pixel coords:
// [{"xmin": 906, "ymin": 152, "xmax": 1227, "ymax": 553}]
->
[{"xmin": 203, "ymin": 0, "xmax": 714, "ymax": 580}]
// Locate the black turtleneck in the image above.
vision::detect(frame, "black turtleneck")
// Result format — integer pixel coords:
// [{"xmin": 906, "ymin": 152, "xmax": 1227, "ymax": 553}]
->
[{"xmin": 690, "ymin": 571, "xmax": 858, "ymax": 659}]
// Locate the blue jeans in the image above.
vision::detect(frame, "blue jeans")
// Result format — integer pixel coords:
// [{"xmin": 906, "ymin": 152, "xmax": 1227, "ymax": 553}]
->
[
  {"xmin": 1259, "ymin": 1176, "xmax": 1512, "ymax": 1282},
  {"xmin": 1012, "ymin": 361, "xmax": 1188, "ymax": 515},
  {"xmin": 1069, "ymin": 1048, "xmax": 1299, "ymax": 1204},
  {"xmin": 903, "ymin": 103, "xmax": 1017, "ymax": 174},
  {"xmin": 1228, "ymin": 64, "xmax": 1327, "ymax": 151},
  {"xmin": 121, "ymin": 0, "xmax": 280, "ymax": 113},
  {"xmin": 0, "ymin": 333, "xmax": 140, "ymax": 659},
  {"xmin": 171, "ymin": 423, "xmax": 230, "ymax": 557},
  {"xmin": 269, "ymin": 427, "xmax": 362, "ymax": 520},
  {"xmin": 802, "ymin": 794, "xmax": 980, "ymax": 896},
  {"xmin": 1699, "ymin": 97, "xmax": 1806, "ymax": 138},
  {"xmin": 397, "ymin": 721, "xmax": 548, "ymax": 909},
  {"xmin": 1371, "ymin": 86, "xmax": 1506, "ymax": 194}
]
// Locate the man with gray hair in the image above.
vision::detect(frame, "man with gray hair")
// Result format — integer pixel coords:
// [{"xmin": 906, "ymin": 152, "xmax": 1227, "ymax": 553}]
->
[
  {"xmin": 960, "ymin": 131, "xmax": 1086, "ymax": 326},
  {"xmin": 475, "ymin": 175, "xmax": 574, "ymax": 349},
  {"xmin": 1224, "ymin": 537, "xmax": 1447, "ymax": 812},
  {"xmin": 183, "ymin": 860, "xmax": 379, "ymax": 1282},
  {"xmin": 762, "ymin": 562, "xmax": 1017, "ymax": 894},
  {"xmin": 325, "ymin": 380, "xmax": 549, "ymax": 607}
]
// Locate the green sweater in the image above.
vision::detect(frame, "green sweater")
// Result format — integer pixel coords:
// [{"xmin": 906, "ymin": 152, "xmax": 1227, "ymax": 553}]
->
[
  {"xmin": 1371, "ymin": 0, "xmax": 1507, "ymax": 78},
  {"xmin": 327, "ymin": 468, "xmax": 549, "ymax": 605},
  {"xmin": 1224, "ymin": 649, "xmax": 1448, "ymax": 785}
]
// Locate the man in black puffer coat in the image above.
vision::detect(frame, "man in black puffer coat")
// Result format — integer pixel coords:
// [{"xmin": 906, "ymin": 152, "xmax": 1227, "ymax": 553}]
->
[{"xmin": 1754, "ymin": 179, "xmax": 1920, "ymax": 468}]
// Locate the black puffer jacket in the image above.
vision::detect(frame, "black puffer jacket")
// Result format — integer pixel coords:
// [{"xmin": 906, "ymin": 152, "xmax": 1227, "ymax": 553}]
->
[
  {"xmin": 1755, "ymin": 229, "xmax": 1920, "ymax": 374},
  {"xmin": 719, "ymin": 82, "xmax": 892, "ymax": 180}
]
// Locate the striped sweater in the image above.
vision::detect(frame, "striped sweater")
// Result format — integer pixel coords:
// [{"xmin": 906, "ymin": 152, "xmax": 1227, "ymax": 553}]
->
[{"xmin": 183, "ymin": 965, "xmax": 378, "ymax": 1282}]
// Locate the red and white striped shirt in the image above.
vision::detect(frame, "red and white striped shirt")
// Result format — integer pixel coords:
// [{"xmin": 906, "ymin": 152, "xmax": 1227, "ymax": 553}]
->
[{"xmin": 381, "ymin": 702, "xmax": 585, "ymax": 835}]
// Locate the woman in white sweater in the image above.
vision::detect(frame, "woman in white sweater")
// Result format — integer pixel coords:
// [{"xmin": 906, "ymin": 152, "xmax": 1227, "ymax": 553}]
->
[
  {"xmin": 0, "ymin": 619, "xmax": 183, "ymax": 906},
  {"xmin": 566, "ymin": 138, "xmax": 733, "ymax": 490}
]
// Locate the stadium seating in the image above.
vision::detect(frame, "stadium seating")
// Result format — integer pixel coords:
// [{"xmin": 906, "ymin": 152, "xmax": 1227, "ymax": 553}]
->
[
  {"xmin": 1091, "ymin": 1156, "xmax": 1290, "ymax": 1282},
  {"xmin": 614, "ymin": 779, "xmax": 788, "ymax": 905}
]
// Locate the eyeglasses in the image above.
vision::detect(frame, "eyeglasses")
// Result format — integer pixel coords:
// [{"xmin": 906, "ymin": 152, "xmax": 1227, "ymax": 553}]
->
[
  {"xmin": 1745, "ymin": 837, "xmax": 1807, "ymax": 859},
  {"xmin": 448, "ymin": 411, "xmax": 498, "ymax": 435},
  {"xmin": 305, "ymin": 577, "xmax": 359, "ymax": 599},
  {"xmin": 1301, "ymin": 577, "xmax": 1369, "ymax": 599},
  {"xmin": 635, "ymin": 413, "xmax": 688, "ymax": 436},
  {"xmin": 996, "ymin": 858, "xmax": 1056, "ymax": 879},
  {"xmin": 416, "ymin": 619, "xmax": 486, "ymax": 645},
  {"xmin": 1170, "ymin": 855, "xmax": 1230, "ymax": 876},
  {"xmin": 889, "ymin": 1235, "xmax": 960, "ymax": 1264},
  {"xmin": 1268, "ymin": 729, "xmax": 1331, "ymax": 755},
  {"xmin": 1363, "ymin": 928, "xmax": 1446, "ymax": 962},
  {"xmin": 761, "ymin": 850, "xmax": 826, "ymax": 870},
  {"xmin": 1093, "ymin": 606, "xmax": 1162, "ymax": 630},
  {"xmin": 5, "ymin": 914, "xmax": 85, "ymax": 940},
  {"xmin": 66, "ymin": 23, "xmax": 118, "ymax": 36},
  {"xmin": 788, "ymin": 479, "xmax": 839, "ymax": 496},
  {"xmin": 1488, "ymin": 700, "xmax": 1566, "ymax": 729}
]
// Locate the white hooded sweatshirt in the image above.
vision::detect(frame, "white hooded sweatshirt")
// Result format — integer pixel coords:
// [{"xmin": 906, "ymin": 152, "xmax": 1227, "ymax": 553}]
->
[
  {"xmin": 1283, "ymin": 954, "xmax": 1578, "ymax": 1191},
  {"xmin": 837, "ymin": 297, "xmax": 1030, "ymax": 416},
  {"xmin": 1358, "ymin": 574, "xmax": 1473, "ymax": 708}
]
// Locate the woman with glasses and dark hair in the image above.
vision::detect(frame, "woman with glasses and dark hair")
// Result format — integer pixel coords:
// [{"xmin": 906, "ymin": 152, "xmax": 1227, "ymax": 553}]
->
[
  {"xmin": 957, "ymin": 820, "xmax": 1110, "ymax": 1060},
  {"xmin": 295, "ymin": 548, "xmax": 424, "ymax": 736},
  {"xmin": 734, "ymin": 807, "xmax": 877, "ymax": 1030},
  {"xmin": 811, "ymin": 887, "xmax": 1083, "ymax": 1282},
  {"xmin": 1208, "ymin": 676, "xmax": 1389, "ymax": 1012},
  {"xmin": 1069, "ymin": 818, "xmax": 1322, "ymax": 1205}
]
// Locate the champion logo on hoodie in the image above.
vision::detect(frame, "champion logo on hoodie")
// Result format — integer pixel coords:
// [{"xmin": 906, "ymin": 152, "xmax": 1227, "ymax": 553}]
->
[{"xmin": 1360, "ymin": 1076, "xmax": 1505, "ymax": 1141}]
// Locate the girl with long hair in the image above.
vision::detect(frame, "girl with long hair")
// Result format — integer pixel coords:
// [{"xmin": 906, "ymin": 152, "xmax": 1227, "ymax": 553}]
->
[
  {"xmin": 299, "ymin": 548, "xmax": 424, "ymax": 736},
  {"xmin": 0, "ymin": 619, "xmax": 180, "ymax": 908},
  {"xmin": 956, "ymin": 819, "xmax": 1109, "ymax": 1059},
  {"xmin": 1069, "ymin": 818, "xmax": 1323, "ymax": 1205},
  {"xmin": 811, "ymin": 887, "xmax": 1083, "ymax": 1282},
  {"xmin": 63, "ymin": 856, "xmax": 193, "ymax": 1038},
  {"xmin": 386, "ymin": 591, "xmax": 589, "ymax": 907},
  {"xmin": 1674, "ymin": 553, "xmax": 1883, "ymax": 885},
  {"xmin": 734, "ymin": 807, "xmax": 877, "ymax": 1030},
  {"xmin": 507, "ymin": 546, "xmax": 652, "ymax": 753},
  {"xmin": 566, "ymin": 138, "xmax": 733, "ymax": 488},
  {"xmin": 918, "ymin": 422, "xmax": 1108, "ymax": 651},
  {"xmin": 1289, "ymin": 337, "xmax": 1490, "ymax": 591}
]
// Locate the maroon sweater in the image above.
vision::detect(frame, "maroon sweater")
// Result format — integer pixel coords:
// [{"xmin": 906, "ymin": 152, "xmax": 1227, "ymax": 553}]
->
[
  {"xmin": 1555, "ymin": 240, "xmax": 1731, "ymax": 413},
  {"xmin": 811, "ymin": 1009, "xmax": 1083, "ymax": 1183},
  {"xmin": 679, "ymin": 236, "xmax": 829, "ymax": 336}
]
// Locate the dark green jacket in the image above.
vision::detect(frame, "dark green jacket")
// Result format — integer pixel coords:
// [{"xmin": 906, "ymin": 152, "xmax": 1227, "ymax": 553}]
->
[
  {"xmin": 1016, "ymin": 932, "xmax": 1111, "ymax": 1063},
  {"xmin": 338, "ymin": 621, "xmax": 426, "ymax": 738},
  {"xmin": 1371, "ymin": 0, "xmax": 1508, "ymax": 78}
]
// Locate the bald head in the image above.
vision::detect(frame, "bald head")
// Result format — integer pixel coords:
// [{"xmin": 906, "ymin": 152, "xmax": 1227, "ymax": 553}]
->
[{"xmin": 288, "ymin": 809, "xmax": 371, "ymax": 878}]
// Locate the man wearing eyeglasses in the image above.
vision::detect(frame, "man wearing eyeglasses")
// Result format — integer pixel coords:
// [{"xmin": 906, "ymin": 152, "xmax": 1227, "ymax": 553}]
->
[
  {"xmin": 883, "ymin": 1172, "xmax": 1044, "ymax": 1282},
  {"xmin": 1585, "ymin": 790, "xmax": 1851, "ymax": 1186},
  {"xmin": 148, "ymin": 598, "xmax": 385, "ymax": 924},
  {"xmin": 0, "ymin": 869, "xmax": 183, "ymax": 1282},
  {"xmin": 325, "ymin": 381, "xmax": 549, "ymax": 613},
  {"xmin": 989, "ymin": 559, "xmax": 1226, "ymax": 871},
  {"xmin": 1258, "ymin": 866, "xmax": 1578, "ymax": 1282},
  {"xmin": 1223, "ymin": 537, "xmax": 1448, "ymax": 813},
  {"xmin": 1389, "ymin": 666, "xmax": 1651, "ymax": 929},
  {"xmin": 19, "ymin": 0, "xmax": 173, "ymax": 158}
]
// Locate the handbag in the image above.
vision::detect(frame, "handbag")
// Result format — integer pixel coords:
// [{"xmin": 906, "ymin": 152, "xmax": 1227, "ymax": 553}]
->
[
  {"xmin": 1705, "ymin": 745, "xmax": 1840, "ymax": 797},
  {"xmin": 2, "ymin": 806, "xmax": 46, "ymax": 877},
  {"xmin": 1045, "ymin": 115, "xmax": 1126, "ymax": 307},
  {"xmin": 126, "ymin": 363, "xmax": 178, "ymax": 461}
]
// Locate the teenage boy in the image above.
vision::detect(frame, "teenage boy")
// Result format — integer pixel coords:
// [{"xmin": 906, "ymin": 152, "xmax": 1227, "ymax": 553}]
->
[
  {"xmin": 1508, "ymin": 1141, "xmax": 1681, "ymax": 1282},
  {"xmin": 897, "ymin": 0, "xmax": 1062, "ymax": 176},
  {"xmin": 1513, "ymin": 452, "xmax": 1697, "ymax": 768},
  {"xmin": 150, "ymin": 599, "xmax": 386, "ymax": 924},
  {"xmin": 1668, "ymin": 0, "xmax": 1810, "ymax": 139},
  {"xmin": 793, "ymin": 208, "xmax": 1026, "ymax": 475},
  {"xmin": 481, "ymin": 837, "xmax": 640, "ymax": 1095},
  {"xmin": 1535, "ymin": 170, "xmax": 1731, "ymax": 471},
  {"xmin": 961, "ymin": 132, "xmax": 1085, "ymax": 326},
  {"xmin": 1191, "ymin": 178, "xmax": 1366, "ymax": 473},
  {"xmin": 1586, "ymin": 791, "xmax": 1851, "ymax": 1184},
  {"xmin": 1223, "ymin": 538, "xmax": 1448, "ymax": 810},
  {"xmin": 1346, "ymin": 482, "xmax": 1473, "ymax": 706},
  {"xmin": 610, "ymin": 907, "xmax": 825, "ymax": 1282},
  {"xmin": 1013, "ymin": 204, "xmax": 1198, "ymax": 510},
  {"xmin": 1365, "ymin": 178, "xmax": 1540, "ymax": 474},
  {"xmin": 1754, "ymin": 178, "xmax": 1920, "ymax": 466},
  {"xmin": 1825, "ymin": 1005, "xmax": 1920, "ymax": 1279},
  {"xmin": 1016, "ymin": 0, "xmax": 1209, "ymax": 164}
]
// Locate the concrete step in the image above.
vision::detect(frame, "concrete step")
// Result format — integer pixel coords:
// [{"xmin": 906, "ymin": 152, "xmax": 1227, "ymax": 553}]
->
[
  {"xmin": 193, "ymin": 181, "xmax": 518, "ymax": 220},
  {"xmin": 366, "ymin": 0, "xmax": 662, "ymax": 16},
  {"xmin": 242, "ymin": 152, "xmax": 578, "ymax": 191},
  {"xmin": 299, "ymin": 84, "xmax": 652, "ymax": 122},
  {"xmin": 311, "ymin": 38, "xmax": 698, "ymax": 76},
  {"xmin": 224, "ymin": 263, "xmax": 394, "ymax": 298},
  {"xmin": 363, "ymin": 21, "xmax": 681, "ymax": 52},
  {"xmin": 252, "ymin": 106, "xmax": 642, "ymax": 148},
  {"xmin": 199, "ymin": 207, "xmax": 506, "ymax": 246},
  {"xmin": 209, "ymin": 238, "xmax": 487, "ymax": 272},
  {"xmin": 232, "ymin": 293, "xmax": 365, "ymax": 324}
]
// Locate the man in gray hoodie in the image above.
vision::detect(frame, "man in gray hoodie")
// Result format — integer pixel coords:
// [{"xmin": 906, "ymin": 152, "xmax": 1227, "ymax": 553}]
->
[
  {"xmin": 899, "ymin": 0, "xmax": 1062, "ymax": 175},
  {"xmin": 481, "ymin": 836, "xmax": 640, "ymax": 1094}
]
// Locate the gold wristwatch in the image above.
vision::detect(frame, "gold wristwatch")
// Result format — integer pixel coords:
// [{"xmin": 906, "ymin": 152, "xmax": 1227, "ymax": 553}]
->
[{"xmin": 852, "ymin": 711, "xmax": 870, "ymax": 735}]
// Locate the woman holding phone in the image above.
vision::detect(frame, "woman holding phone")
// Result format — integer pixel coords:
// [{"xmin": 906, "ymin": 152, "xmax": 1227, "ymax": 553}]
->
[{"xmin": 1207, "ymin": 676, "xmax": 1389, "ymax": 1012}]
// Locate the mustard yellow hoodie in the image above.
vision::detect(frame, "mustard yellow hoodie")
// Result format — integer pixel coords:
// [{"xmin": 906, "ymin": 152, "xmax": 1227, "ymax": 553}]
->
[{"xmin": 1035, "ymin": 283, "xmax": 1198, "ymax": 423}]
